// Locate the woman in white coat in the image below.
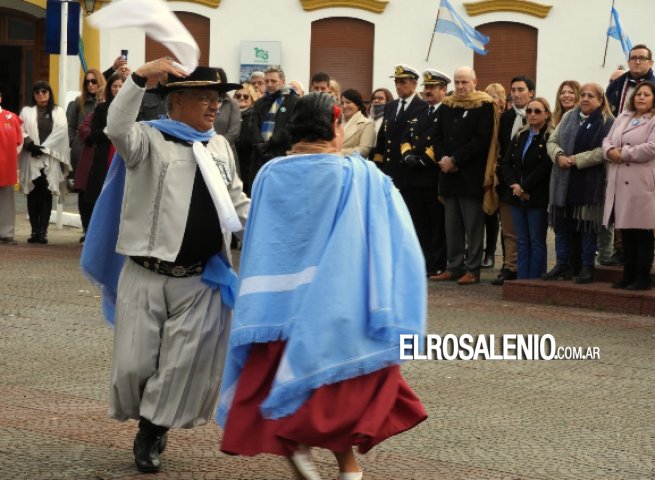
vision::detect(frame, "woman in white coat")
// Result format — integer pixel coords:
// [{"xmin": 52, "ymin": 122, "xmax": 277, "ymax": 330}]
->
[
  {"xmin": 340, "ymin": 89, "xmax": 376, "ymax": 158},
  {"xmin": 603, "ymin": 81, "xmax": 655, "ymax": 290},
  {"xmin": 19, "ymin": 81, "xmax": 70, "ymax": 244}
]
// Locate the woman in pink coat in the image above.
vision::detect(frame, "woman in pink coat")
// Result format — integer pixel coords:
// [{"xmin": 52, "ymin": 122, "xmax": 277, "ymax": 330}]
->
[{"xmin": 603, "ymin": 81, "xmax": 655, "ymax": 290}]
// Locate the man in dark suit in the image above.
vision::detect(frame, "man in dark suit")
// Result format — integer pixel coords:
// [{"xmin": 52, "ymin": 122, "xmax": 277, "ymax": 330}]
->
[
  {"xmin": 243, "ymin": 66, "xmax": 299, "ymax": 184},
  {"xmin": 429, "ymin": 67, "xmax": 496, "ymax": 285},
  {"xmin": 372, "ymin": 64, "xmax": 427, "ymax": 189},
  {"xmin": 492, "ymin": 75, "xmax": 535, "ymax": 285},
  {"xmin": 399, "ymin": 69, "xmax": 451, "ymax": 276}
]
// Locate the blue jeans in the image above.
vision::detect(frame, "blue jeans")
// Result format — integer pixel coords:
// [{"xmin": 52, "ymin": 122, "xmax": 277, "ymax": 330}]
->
[
  {"xmin": 552, "ymin": 213, "xmax": 597, "ymax": 267},
  {"xmin": 510, "ymin": 206, "xmax": 547, "ymax": 279}
]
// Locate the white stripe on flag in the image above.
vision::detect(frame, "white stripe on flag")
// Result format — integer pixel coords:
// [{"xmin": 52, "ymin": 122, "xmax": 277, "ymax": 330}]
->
[{"xmin": 239, "ymin": 266, "xmax": 318, "ymax": 296}]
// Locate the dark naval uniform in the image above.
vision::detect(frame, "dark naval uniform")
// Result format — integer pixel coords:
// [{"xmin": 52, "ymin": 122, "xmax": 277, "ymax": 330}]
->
[
  {"xmin": 399, "ymin": 103, "xmax": 446, "ymax": 275},
  {"xmin": 372, "ymin": 95, "xmax": 426, "ymax": 188}
]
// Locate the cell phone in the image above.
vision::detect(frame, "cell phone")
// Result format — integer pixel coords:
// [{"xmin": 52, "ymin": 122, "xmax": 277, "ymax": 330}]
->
[{"xmin": 121, "ymin": 49, "xmax": 128, "ymax": 61}]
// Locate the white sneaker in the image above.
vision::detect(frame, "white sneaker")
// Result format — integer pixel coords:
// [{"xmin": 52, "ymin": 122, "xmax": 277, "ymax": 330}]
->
[
  {"xmin": 339, "ymin": 472, "xmax": 363, "ymax": 480},
  {"xmin": 289, "ymin": 446, "xmax": 322, "ymax": 480}
]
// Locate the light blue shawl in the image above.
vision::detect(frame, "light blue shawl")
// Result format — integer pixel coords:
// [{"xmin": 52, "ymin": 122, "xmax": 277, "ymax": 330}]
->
[
  {"xmin": 80, "ymin": 119, "xmax": 237, "ymax": 325},
  {"xmin": 216, "ymin": 153, "xmax": 426, "ymax": 424}
]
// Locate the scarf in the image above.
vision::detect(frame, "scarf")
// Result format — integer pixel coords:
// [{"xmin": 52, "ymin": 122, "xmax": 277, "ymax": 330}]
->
[
  {"xmin": 511, "ymin": 107, "xmax": 526, "ymax": 138},
  {"xmin": 548, "ymin": 107, "xmax": 614, "ymax": 230},
  {"xmin": 81, "ymin": 119, "xmax": 239, "ymax": 325},
  {"xmin": 443, "ymin": 91, "xmax": 500, "ymax": 215},
  {"xmin": 261, "ymin": 91, "xmax": 285, "ymax": 141},
  {"xmin": 371, "ymin": 103, "xmax": 385, "ymax": 120},
  {"xmin": 18, "ymin": 105, "xmax": 71, "ymax": 194},
  {"xmin": 216, "ymin": 153, "xmax": 425, "ymax": 424}
]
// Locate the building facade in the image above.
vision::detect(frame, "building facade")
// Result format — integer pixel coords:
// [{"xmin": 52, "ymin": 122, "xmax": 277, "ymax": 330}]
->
[{"xmin": 4, "ymin": 0, "xmax": 650, "ymax": 109}]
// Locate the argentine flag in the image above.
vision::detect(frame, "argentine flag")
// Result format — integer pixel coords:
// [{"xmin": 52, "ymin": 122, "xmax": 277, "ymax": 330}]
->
[
  {"xmin": 435, "ymin": 0, "xmax": 489, "ymax": 55},
  {"xmin": 607, "ymin": 6, "xmax": 632, "ymax": 59}
]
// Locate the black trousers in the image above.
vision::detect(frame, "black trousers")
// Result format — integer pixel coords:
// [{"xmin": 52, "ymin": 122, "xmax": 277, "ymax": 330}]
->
[
  {"xmin": 621, "ymin": 228, "xmax": 654, "ymax": 280},
  {"xmin": 26, "ymin": 172, "xmax": 52, "ymax": 236},
  {"xmin": 400, "ymin": 187, "xmax": 446, "ymax": 275},
  {"xmin": 78, "ymin": 191, "xmax": 91, "ymax": 233},
  {"xmin": 484, "ymin": 211, "xmax": 499, "ymax": 257}
]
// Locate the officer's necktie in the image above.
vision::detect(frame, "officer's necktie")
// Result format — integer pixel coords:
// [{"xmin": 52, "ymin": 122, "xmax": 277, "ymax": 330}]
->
[
  {"xmin": 428, "ymin": 105, "xmax": 435, "ymax": 116},
  {"xmin": 397, "ymin": 99, "xmax": 406, "ymax": 118}
]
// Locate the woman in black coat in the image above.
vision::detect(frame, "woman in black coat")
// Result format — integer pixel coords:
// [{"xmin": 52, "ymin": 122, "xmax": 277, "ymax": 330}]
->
[
  {"xmin": 500, "ymin": 97, "xmax": 554, "ymax": 279},
  {"xmin": 76, "ymin": 74, "xmax": 123, "ymax": 240}
]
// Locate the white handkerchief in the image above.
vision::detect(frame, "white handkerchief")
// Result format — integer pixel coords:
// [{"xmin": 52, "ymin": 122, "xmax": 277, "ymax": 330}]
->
[
  {"xmin": 192, "ymin": 142, "xmax": 243, "ymax": 233},
  {"xmin": 88, "ymin": 0, "xmax": 199, "ymax": 74}
]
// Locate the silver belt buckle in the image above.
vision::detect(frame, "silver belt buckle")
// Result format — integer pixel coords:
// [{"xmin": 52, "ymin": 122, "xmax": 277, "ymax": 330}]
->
[{"xmin": 171, "ymin": 265, "xmax": 187, "ymax": 277}]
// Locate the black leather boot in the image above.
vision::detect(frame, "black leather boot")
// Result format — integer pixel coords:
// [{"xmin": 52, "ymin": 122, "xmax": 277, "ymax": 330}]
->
[
  {"xmin": 574, "ymin": 266, "xmax": 594, "ymax": 284},
  {"xmin": 133, "ymin": 418, "xmax": 168, "ymax": 473},
  {"xmin": 626, "ymin": 265, "xmax": 652, "ymax": 290},
  {"xmin": 542, "ymin": 264, "xmax": 573, "ymax": 281},
  {"xmin": 612, "ymin": 264, "xmax": 636, "ymax": 289}
]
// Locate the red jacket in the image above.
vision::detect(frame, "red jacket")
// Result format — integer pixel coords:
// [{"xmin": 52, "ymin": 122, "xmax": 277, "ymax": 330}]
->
[{"xmin": 0, "ymin": 108, "xmax": 23, "ymax": 187}]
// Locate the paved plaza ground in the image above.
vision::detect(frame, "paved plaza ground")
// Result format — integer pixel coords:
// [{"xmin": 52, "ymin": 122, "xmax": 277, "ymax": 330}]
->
[{"xmin": 1, "ymin": 195, "xmax": 653, "ymax": 479}]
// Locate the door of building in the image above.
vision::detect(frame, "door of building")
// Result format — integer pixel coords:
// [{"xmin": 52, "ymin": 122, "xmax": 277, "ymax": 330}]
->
[
  {"xmin": 0, "ymin": 10, "xmax": 47, "ymax": 112},
  {"xmin": 473, "ymin": 22, "xmax": 538, "ymax": 94},
  {"xmin": 310, "ymin": 18, "xmax": 374, "ymax": 100},
  {"xmin": 0, "ymin": 46, "xmax": 22, "ymax": 114}
]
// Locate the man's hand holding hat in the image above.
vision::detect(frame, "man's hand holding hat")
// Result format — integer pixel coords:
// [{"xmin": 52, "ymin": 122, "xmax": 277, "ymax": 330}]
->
[{"xmin": 135, "ymin": 58, "xmax": 189, "ymax": 84}]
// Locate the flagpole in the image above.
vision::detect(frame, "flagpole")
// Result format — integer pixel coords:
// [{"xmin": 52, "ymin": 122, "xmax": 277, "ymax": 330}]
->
[
  {"xmin": 426, "ymin": 4, "xmax": 442, "ymax": 61},
  {"xmin": 602, "ymin": 0, "xmax": 616, "ymax": 67}
]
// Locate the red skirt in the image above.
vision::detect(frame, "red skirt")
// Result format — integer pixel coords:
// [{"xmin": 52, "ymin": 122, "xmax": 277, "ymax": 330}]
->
[{"xmin": 220, "ymin": 341, "xmax": 427, "ymax": 456}]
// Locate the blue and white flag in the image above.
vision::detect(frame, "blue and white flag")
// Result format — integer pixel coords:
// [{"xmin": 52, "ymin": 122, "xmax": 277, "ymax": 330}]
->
[
  {"xmin": 607, "ymin": 6, "xmax": 633, "ymax": 59},
  {"xmin": 435, "ymin": 0, "xmax": 489, "ymax": 55}
]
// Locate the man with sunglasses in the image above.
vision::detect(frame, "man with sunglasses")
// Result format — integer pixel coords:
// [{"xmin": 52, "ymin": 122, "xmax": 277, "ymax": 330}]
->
[{"xmin": 82, "ymin": 59, "xmax": 249, "ymax": 474}]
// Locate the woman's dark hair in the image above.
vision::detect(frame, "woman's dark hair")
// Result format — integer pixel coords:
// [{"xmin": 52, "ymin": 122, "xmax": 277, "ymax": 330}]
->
[
  {"xmin": 104, "ymin": 73, "xmax": 123, "ymax": 104},
  {"xmin": 627, "ymin": 80, "xmax": 655, "ymax": 114},
  {"xmin": 31, "ymin": 80, "xmax": 55, "ymax": 113},
  {"xmin": 288, "ymin": 92, "xmax": 340, "ymax": 144},
  {"xmin": 341, "ymin": 89, "xmax": 367, "ymax": 117}
]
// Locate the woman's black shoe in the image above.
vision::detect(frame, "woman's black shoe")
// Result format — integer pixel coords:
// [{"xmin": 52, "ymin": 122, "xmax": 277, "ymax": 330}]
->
[
  {"xmin": 542, "ymin": 264, "xmax": 572, "ymax": 280},
  {"xmin": 574, "ymin": 266, "xmax": 594, "ymax": 284},
  {"xmin": 626, "ymin": 281, "xmax": 652, "ymax": 291},
  {"xmin": 612, "ymin": 279, "xmax": 631, "ymax": 289}
]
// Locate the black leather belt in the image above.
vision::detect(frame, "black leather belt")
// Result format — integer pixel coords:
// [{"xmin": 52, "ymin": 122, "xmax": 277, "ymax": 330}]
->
[{"xmin": 130, "ymin": 256, "xmax": 205, "ymax": 278}]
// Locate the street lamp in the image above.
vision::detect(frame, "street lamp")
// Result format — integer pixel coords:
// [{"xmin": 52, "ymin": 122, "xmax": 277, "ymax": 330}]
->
[{"xmin": 83, "ymin": 0, "xmax": 97, "ymax": 14}]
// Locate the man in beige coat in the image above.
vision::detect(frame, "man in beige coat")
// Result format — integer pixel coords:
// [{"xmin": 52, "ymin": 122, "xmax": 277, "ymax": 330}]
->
[{"xmin": 104, "ymin": 59, "xmax": 249, "ymax": 474}]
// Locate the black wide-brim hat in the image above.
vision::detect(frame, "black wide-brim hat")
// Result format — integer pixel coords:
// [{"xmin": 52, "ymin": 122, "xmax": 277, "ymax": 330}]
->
[{"xmin": 148, "ymin": 66, "xmax": 242, "ymax": 95}]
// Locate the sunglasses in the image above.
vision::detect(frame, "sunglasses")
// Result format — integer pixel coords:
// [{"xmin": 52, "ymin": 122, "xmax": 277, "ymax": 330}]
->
[
  {"xmin": 526, "ymin": 108, "xmax": 544, "ymax": 114},
  {"xmin": 34, "ymin": 89, "xmax": 49, "ymax": 95},
  {"xmin": 84, "ymin": 78, "xmax": 98, "ymax": 85},
  {"xmin": 235, "ymin": 93, "xmax": 251, "ymax": 100}
]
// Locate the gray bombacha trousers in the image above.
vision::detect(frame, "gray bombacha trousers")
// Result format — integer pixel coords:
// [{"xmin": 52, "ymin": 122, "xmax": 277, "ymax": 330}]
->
[{"xmin": 109, "ymin": 258, "xmax": 231, "ymax": 429}]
